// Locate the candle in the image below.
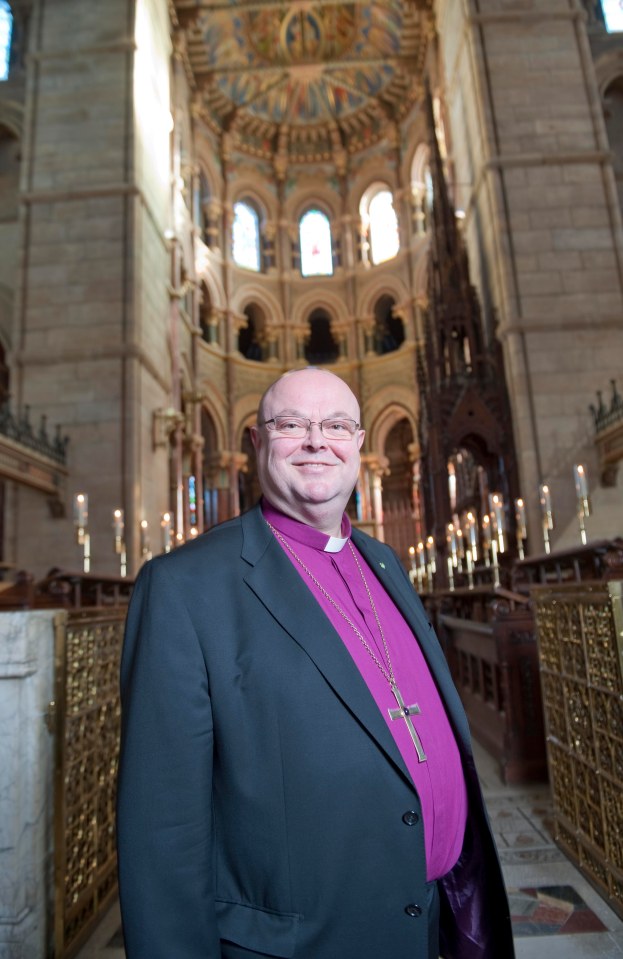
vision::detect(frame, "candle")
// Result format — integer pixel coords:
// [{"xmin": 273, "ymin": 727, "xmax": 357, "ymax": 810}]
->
[
  {"xmin": 161, "ymin": 512, "xmax": 172, "ymax": 552},
  {"xmin": 447, "ymin": 523, "xmax": 458, "ymax": 566},
  {"xmin": 417, "ymin": 541, "xmax": 426, "ymax": 570},
  {"xmin": 113, "ymin": 508, "xmax": 124, "ymax": 539},
  {"xmin": 573, "ymin": 464, "xmax": 589, "ymax": 502},
  {"xmin": 426, "ymin": 535, "xmax": 436, "ymax": 573},
  {"xmin": 408, "ymin": 545, "xmax": 416, "ymax": 570},
  {"xmin": 466, "ymin": 511, "xmax": 478, "ymax": 560},
  {"xmin": 515, "ymin": 498, "xmax": 527, "ymax": 539},
  {"xmin": 539, "ymin": 484, "xmax": 554, "ymax": 529},
  {"xmin": 74, "ymin": 493, "xmax": 88, "ymax": 528},
  {"xmin": 482, "ymin": 513, "xmax": 492, "ymax": 549},
  {"xmin": 491, "ymin": 493, "xmax": 505, "ymax": 553},
  {"xmin": 140, "ymin": 519, "xmax": 150, "ymax": 554},
  {"xmin": 456, "ymin": 527, "xmax": 465, "ymax": 559}
]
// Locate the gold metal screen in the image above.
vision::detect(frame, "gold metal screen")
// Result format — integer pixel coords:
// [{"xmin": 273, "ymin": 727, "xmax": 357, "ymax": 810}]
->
[
  {"xmin": 53, "ymin": 609, "xmax": 126, "ymax": 958},
  {"xmin": 533, "ymin": 580, "xmax": 623, "ymax": 917}
]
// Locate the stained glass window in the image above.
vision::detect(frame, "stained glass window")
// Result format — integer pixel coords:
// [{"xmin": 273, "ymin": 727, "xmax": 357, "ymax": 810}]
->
[
  {"xmin": 300, "ymin": 209, "xmax": 333, "ymax": 277},
  {"xmin": 233, "ymin": 201, "xmax": 261, "ymax": 272},
  {"xmin": 369, "ymin": 190, "xmax": 399, "ymax": 265},
  {"xmin": 602, "ymin": 0, "xmax": 623, "ymax": 31},
  {"xmin": 0, "ymin": 2, "xmax": 12, "ymax": 81}
]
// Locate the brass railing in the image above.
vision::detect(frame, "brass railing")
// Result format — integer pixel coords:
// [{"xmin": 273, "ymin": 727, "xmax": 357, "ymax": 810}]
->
[
  {"xmin": 533, "ymin": 580, "xmax": 623, "ymax": 918},
  {"xmin": 52, "ymin": 608, "xmax": 126, "ymax": 958}
]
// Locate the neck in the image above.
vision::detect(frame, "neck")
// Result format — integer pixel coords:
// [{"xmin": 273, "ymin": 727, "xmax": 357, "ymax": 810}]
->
[{"xmin": 265, "ymin": 499, "xmax": 345, "ymax": 537}]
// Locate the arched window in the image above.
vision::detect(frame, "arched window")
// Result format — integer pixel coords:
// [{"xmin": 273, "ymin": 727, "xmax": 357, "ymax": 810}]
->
[
  {"xmin": 304, "ymin": 309, "xmax": 339, "ymax": 365},
  {"xmin": 373, "ymin": 295, "xmax": 404, "ymax": 355},
  {"xmin": 369, "ymin": 191, "xmax": 399, "ymax": 264},
  {"xmin": 299, "ymin": 208, "xmax": 333, "ymax": 277},
  {"xmin": 233, "ymin": 200, "xmax": 261, "ymax": 271},
  {"xmin": 0, "ymin": 2, "xmax": 12, "ymax": 81},
  {"xmin": 238, "ymin": 303, "xmax": 266, "ymax": 361},
  {"xmin": 602, "ymin": 0, "xmax": 623, "ymax": 31},
  {"xmin": 359, "ymin": 184, "xmax": 399, "ymax": 266}
]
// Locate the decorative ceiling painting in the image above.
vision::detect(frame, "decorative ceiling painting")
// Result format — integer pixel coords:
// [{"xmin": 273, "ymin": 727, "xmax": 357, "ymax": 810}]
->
[{"xmin": 173, "ymin": 0, "xmax": 433, "ymax": 164}]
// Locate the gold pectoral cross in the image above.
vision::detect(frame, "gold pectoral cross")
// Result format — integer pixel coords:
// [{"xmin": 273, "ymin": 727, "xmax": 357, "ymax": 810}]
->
[{"xmin": 388, "ymin": 684, "xmax": 427, "ymax": 762}]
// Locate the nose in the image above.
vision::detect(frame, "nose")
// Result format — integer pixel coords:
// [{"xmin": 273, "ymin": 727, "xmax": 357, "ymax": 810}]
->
[{"xmin": 303, "ymin": 421, "xmax": 327, "ymax": 448}]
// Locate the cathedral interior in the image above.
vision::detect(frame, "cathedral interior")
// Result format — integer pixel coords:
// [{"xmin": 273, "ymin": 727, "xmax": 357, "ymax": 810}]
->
[{"xmin": 1, "ymin": 0, "xmax": 623, "ymax": 957}]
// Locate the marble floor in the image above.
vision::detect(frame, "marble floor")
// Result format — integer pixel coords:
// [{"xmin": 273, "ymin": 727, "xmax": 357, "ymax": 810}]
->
[{"xmin": 76, "ymin": 741, "xmax": 623, "ymax": 959}]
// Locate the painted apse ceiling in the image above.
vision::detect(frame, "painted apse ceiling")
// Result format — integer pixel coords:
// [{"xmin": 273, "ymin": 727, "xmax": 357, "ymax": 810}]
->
[{"xmin": 171, "ymin": 0, "xmax": 434, "ymax": 165}]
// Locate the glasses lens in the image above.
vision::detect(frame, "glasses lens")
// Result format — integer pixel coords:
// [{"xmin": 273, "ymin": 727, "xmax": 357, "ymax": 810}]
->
[
  {"xmin": 273, "ymin": 416, "xmax": 308, "ymax": 436},
  {"xmin": 321, "ymin": 419, "xmax": 357, "ymax": 439}
]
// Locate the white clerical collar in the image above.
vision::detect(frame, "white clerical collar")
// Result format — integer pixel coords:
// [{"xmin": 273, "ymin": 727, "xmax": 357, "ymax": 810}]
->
[{"xmin": 324, "ymin": 535, "xmax": 349, "ymax": 553}]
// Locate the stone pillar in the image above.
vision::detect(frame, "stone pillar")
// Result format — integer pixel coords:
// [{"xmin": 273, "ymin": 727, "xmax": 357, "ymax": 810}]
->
[
  {"xmin": 0, "ymin": 611, "xmax": 58, "ymax": 959},
  {"xmin": 12, "ymin": 0, "xmax": 173, "ymax": 576},
  {"xmin": 361, "ymin": 453, "xmax": 389, "ymax": 542}
]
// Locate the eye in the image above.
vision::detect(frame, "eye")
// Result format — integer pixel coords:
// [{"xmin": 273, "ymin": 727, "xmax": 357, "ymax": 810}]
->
[
  {"xmin": 275, "ymin": 417, "xmax": 306, "ymax": 432},
  {"xmin": 325, "ymin": 419, "xmax": 352, "ymax": 435}
]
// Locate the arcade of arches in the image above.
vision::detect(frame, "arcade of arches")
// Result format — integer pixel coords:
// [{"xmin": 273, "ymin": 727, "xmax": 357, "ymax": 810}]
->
[{"xmin": 0, "ymin": 0, "xmax": 621, "ymax": 581}]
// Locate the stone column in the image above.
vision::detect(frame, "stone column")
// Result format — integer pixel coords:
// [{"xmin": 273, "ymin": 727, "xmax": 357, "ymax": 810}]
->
[{"xmin": 0, "ymin": 611, "xmax": 57, "ymax": 959}]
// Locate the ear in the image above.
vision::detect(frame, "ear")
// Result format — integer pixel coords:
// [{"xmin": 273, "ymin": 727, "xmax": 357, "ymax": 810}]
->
[
  {"xmin": 250, "ymin": 425, "xmax": 261, "ymax": 450},
  {"xmin": 356, "ymin": 429, "xmax": 365, "ymax": 451}
]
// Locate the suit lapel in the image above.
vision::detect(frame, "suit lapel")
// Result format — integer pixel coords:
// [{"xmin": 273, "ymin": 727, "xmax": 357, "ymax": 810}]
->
[{"xmin": 241, "ymin": 508, "xmax": 414, "ymax": 786}]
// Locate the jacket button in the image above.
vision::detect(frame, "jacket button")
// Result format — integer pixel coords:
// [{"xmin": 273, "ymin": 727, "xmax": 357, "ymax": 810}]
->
[
  {"xmin": 402, "ymin": 810, "xmax": 420, "ymax": 826},
  {"xmin": 405, "ymin": 904, "xmax": 422, "ymax": 918}
]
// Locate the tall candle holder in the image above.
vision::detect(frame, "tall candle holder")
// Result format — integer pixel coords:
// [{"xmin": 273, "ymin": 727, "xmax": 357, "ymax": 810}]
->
[
  {"xmin": 113, "ymin": 508, "xmax": 127, "ymax": 577},
  {"xmin": 514, "ymin": 497, "xmax": 527, "ymax": 561},
  {"xmin": 573, "ymin": 464, "xmax": 591, "ymax": 546},
  {"xmin": 539, "ymin": 483, "xmax": 554, "ymax": 554},
  {"xmin": 73, "ymin": 493, "xmax": 90, "ymax": 573}
]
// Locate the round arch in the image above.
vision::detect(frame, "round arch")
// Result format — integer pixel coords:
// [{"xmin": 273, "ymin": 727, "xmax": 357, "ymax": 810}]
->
[
  {"xmin": 231, "ymin": 283, "xmax": 284, "ymax": 327},
  {"xmin": 366, "ymin": 400, "xmax": 418, "ymax": 459}
]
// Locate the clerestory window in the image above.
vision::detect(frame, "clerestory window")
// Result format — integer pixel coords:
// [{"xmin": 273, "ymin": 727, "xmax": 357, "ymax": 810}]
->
[
  {"xmin": 359, "ymin": 184, "xmax": 400, "ymax": 267},
  {"xmin": 0, "ymin": 1, "xmax": 12, "ymax": 81},
  {"xmin": 299, "ymin": 208, "xmax": 333, "ymax": 277},
  {"xmin": 233, "ymin": 200, "xmax": 261, "ymax": 272},
  {"xmin": 601, "ymin": 0, "xmax": 623, "ymax": 31}
]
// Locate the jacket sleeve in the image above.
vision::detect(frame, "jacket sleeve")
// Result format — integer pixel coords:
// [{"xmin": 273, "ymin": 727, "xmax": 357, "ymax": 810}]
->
[{"xmin": 116, "ymin": 558, "xmax": 221, "ymax": 958}]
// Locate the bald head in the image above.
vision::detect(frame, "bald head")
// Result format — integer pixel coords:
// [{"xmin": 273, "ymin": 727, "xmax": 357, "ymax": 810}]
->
[
  {"xmin": 257, "ymin": 368, "xmax": 361, "ymax": 427},
  {"xmin": 251, "ymin": 368, "xmax": 365, "ymax": 535}
]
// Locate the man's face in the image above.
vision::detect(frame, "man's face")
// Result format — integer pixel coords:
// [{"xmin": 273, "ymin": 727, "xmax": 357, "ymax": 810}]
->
[{"xmin": 251, "ymin": 370, "xmax": 365, "ymax": 533}]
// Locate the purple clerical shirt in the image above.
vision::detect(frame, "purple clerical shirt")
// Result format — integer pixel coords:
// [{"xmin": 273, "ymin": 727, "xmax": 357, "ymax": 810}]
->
[{"xmin": 262, "ymin": 500, "xmax": 468, "ymax": 882}]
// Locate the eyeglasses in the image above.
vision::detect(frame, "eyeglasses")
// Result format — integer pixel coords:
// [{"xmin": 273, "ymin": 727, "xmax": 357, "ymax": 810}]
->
[{"xmin": 259, "ymin": 416, "xmax": 360, "ymax": 440}]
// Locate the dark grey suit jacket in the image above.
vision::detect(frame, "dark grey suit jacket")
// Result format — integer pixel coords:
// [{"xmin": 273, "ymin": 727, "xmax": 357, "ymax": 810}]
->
[{"xmin": 116, "ymin": 504, "xmax": 515, "ymax": 959}]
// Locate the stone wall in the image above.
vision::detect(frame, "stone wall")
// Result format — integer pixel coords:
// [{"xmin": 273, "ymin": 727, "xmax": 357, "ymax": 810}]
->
[{"xmin": 436, "ymin": 0, "xmax": 623, "ymax": 547}]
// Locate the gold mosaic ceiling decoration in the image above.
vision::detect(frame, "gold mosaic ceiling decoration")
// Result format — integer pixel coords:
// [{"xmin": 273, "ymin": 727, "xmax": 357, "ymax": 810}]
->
[{"xmin": 172, "ymin": 1, "xmax": 433, "ymax": 164}]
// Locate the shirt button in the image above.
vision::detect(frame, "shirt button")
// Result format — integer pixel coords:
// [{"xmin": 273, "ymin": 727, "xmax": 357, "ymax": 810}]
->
[
  {"xmin": 402, "ymin": 810, "xmax": 420, "ymax": 826},
  {"xmin": 405, "ymin": 904, "xmax": 422, "ymax": 918}
]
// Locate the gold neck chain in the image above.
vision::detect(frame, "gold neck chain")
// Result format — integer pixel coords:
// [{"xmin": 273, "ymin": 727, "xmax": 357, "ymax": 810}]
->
[
  {"xmin": 267, "ymin": 522, "xmax": 429, "ymax": 763},
  {"xmin": 266, "ymin": 522, "xmax": 396, "ymax": 688}
]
